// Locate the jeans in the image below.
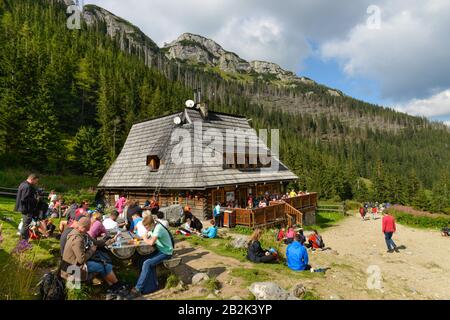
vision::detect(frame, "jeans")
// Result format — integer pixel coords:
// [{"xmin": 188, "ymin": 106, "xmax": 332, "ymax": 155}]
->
[
  {"xmin": 214, "ymin": 214, "xmax": 223, "ymax": 228},
  {"xmin": 384, "ymin": 232, "xmax": 397, "ymax": 250},
  {"xmin": 20, "ymin": 214, "xmax": 33, "ymax": 240},
  {"xmin": 135, "ymin": 251, "xmax": 171, "ymax": 294}
]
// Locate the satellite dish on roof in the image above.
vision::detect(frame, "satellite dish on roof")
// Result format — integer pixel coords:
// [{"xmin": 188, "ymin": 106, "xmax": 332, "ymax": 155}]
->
[
  {"xmin": 173, "ymin": 116, "xmax": 182, "ymax": 125},
  {"xmin": 185, "ymin": 99, "xmax": 195, "ymax": 108}
]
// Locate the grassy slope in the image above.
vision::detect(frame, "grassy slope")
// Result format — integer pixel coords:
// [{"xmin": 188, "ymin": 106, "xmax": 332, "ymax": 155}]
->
[
  {"xmin": 0, "ymin": 196, "xmax": 61, "ymax": 299},
  {"xmin": 0, "ymin": 168, "xmax": 98, "ymax": 193}
]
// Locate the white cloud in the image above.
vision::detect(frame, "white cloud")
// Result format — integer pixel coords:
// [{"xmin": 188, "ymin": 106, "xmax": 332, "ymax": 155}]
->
[
  {"xmin": 83, "ymin": 0, "xmax": 450, "ymax": 121},
  {"xmin": 395, "ymin": 89, "xmax": 450, "ymax": 118},
  {"xmin": 85, "ymin": 0, "xmax": 371, "ymax": 71},
  {"xmin": 320, "ymin": 0, "xmax": 450, "ymax": 101}
]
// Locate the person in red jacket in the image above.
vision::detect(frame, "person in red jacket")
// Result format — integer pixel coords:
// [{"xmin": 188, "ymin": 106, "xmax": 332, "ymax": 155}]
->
[{"xmin": 382, "ymin": 211, "xmax": 399, "ymax": 253}]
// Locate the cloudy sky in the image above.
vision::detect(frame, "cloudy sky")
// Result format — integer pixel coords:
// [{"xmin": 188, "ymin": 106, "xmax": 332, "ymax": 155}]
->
[{"xmin": 84, "ymin": 0, "xmax": 450, "ymax": 125}]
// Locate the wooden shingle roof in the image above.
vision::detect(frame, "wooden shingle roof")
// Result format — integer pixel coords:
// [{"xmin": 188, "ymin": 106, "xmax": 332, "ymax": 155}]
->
[{"xmin": 98, "ymin": 108, "xmax": 298, "ymax": 190}]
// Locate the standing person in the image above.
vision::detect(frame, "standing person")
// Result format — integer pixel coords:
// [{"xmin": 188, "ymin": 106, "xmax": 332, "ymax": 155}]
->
[
  {"xmin": 359, "ymin": 207, "xmax": 366, "ymax": 221},
  {"xmin": 213, "ymin": 202, "xmax": 223, "ymax": 228},
  {"xmin": 371, "ymin": 206, "xmax": 378, "ymax": 220},
  {"xmin": 127, "ymin": 215, "xmax": 173, "ymax": 298},
  {"xmin": 15, "ymin": 174, "xmax": 39, "ymax": 240},
  {"xmin": 382, "ymin": 211, "xmax": 399, "ymax": 253},
  {"xmin": 115, "ymin": 194, "xmax": 127, "ymax": 218}
]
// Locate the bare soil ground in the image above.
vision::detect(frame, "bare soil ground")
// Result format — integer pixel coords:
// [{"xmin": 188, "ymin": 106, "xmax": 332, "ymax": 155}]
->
[{"xmin": 143, "ymin": 212, "xmax": 450, "ymax": 300}]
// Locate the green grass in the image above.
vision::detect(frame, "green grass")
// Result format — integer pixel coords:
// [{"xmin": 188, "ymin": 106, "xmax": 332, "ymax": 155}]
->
[
  {"xmin": 304, "ymin": 211, "xmax": 346, "ymax": 231},
  {"xmin": 0, "ymin": 196, "xmax": 62, "ymax": 299},
  {"xmin": 0, "ymin": 168, "xmax": 98, "ymax": 193},
  {"xmin": 230, "ymin": 268, "xmax": 270, "ymax": 285},
  {"xmin": 202, "ymin": 276, "xmax": 221, "ymax": 293},
  {"xmin": 387, "ymin": 209, "xmax": 450, "ymax": 230},
  {"xmin": 181, "ymin": 235, "xmax": 248, "ymax": 262},
  {"xmin": 165, "ymin": 273, "xmax": 180, "ymax": 289}
]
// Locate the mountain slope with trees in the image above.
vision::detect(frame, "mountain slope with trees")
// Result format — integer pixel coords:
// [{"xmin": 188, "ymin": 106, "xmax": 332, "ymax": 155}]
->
[{"xmin": 0, "ymin": 0, "xmax": 449, "ymax": 213}]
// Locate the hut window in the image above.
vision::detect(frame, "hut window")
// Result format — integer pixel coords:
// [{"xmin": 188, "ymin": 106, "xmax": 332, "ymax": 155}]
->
[{"xmin": 147, "ymin": 155, "xmax": 160, "ymax": 171}]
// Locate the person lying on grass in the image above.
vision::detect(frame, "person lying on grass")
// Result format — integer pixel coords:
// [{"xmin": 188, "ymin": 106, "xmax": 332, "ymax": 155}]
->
[
  {"xmin": 201, "ymin": 220, "xmax": 218, "ymax": 239},
  {"xmin": 246, "ymin": 228, "xmax": 277, "ymax": 263}
]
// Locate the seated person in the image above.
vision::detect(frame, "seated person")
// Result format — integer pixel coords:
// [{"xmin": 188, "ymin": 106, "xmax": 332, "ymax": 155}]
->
[
  {"xmin": 156, "ymin": 211, "xmax": 169, "ymax": 229},
  {"xmin": 135, "ymin": 217, "xmax": 148, "ymax": 238},
  {"xmin": 306, "ymin": 230, "xmax": 325, "ymax": 250},
  {"xmin": 127, "ymin": 215, "xmax": 174, "ymax": 298},
  {"xmin": 60, "ymin": 201, "xmax": 78, "ymax": 233},
  {"xmin": 277, "ymin": 228, "xmax": 286, "ymax": 242},
  {"xmin": 103, "ymin": 210, "xmax": 122, "ymax": 231},
  {"xmin": 201, "ymin": 220, "xmax": 218, "ymax": 239},
  {"xmin": 177, "ymin": 218, "xmax": 195, "ymax": 235},
  {"xmin": 442, "ymin": 226, "xmax": 449, "ymax": 237},
  {"xmin": 126, "ymin": 201, "xmax": 142, "ymax": 231},
  {"xmin": 296, "ymin": 228, "xmax": 306, "ymax": 244},
  {"xmin": 61, "ymin": 217, "xmax": 125, "ymax": 294},
  {"xmin": 246, "ymin": 229, "xmax": 277, "ymax": 263},
  {"xmin": 258, "ymin": 200, "xmax": 267, "ymax": 208},
  {"xmin": 285, "ymin": 227, "xmax": 296, "ymax": 244},
  {"xmin": 286, "ymin": 234, "xmax": 311, "ymax": 271},
  {"xmin": 88, "ymin": 212, "xmax": 107, "ymax": 239},
  {"xmin": 130, "ymin": 212, "xmax": 143, "ymax": 233}
]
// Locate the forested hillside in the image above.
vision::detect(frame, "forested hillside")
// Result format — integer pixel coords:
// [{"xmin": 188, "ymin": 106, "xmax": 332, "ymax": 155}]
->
[{"xmin": 0, "ymin": 0, "xmax": 449, "ymax": 213}]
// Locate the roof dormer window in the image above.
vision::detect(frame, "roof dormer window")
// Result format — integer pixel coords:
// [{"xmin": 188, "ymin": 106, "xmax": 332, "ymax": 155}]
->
[{"xmin": 147, "ymin": 155, "xmax": 161, "ymax": 171}]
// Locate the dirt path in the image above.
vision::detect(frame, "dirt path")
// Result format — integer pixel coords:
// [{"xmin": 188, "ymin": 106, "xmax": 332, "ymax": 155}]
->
[
  {"xmin": 144, "ymin": 212, "xmax": 450, "ymax": 300},
  {"xmin": 317, "ymin": 211, "xmax": 450, "ymax": 299}
]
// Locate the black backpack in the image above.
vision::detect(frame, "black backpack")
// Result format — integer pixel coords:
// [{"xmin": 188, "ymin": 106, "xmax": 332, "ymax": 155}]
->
[{"xmin": 39, "ymin": 272, "xmax": 66, "ymax": 300}]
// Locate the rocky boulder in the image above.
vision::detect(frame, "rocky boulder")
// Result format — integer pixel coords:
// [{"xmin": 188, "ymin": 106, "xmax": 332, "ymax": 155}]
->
[{"xmin": 249, "ymin": 282, "xmax": 299, "ymax": 300}]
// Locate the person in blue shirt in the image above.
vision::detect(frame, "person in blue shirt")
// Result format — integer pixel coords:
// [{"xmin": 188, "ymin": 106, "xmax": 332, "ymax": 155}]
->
[
  {"xmin": 286, "ymin": 234, "xmax": 311, "ymax": 271},
  {"xmin": 213, "ymin": 202, "xmax": 223, "ymax": 228},
  {"xmin": 130, "ymin": 212, "xmax": 143, "ymax": 234},
  {"xmin": 201, "ymin": 220, "xmax": 218, "ymax": 239}
]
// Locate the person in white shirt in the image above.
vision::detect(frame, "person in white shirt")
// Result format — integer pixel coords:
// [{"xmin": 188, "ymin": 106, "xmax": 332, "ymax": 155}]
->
[
  {"xmin": 103, "ymin": 211, "xmax": 119, "ymax": 230},
  {"xmin": 135, "ymin": 219, "xmax": 148, "ymax": 238}
]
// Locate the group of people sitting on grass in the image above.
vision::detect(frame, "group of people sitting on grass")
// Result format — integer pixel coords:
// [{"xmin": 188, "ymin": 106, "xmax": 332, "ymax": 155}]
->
[
  {"xmin": 176, "ymin": 206, "xmax": 218, "ymax": 239},
  {"xmin": 246, "ymin": 227, "xmax": 326, "ymax": 272}
]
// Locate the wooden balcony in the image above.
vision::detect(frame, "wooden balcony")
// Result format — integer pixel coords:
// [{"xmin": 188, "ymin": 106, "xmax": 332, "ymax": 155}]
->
[{"xmin": 233, "ymin": 193, "xmax": 318, "ymax": 229}]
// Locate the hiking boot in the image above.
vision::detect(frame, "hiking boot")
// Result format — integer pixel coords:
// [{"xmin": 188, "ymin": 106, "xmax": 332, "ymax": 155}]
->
[
  {"xmin": 125, "ymin": 288, "xmax": 142, "ymax": 300},
  {"xmin": 105, "ymin": 292, "xmax": 116, "ymax": 300}
]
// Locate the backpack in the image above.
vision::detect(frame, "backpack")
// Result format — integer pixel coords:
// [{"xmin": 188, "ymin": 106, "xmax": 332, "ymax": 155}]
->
[{"xmin": 39, "ymin": 272, "xmax": 66, "ymax": 300}]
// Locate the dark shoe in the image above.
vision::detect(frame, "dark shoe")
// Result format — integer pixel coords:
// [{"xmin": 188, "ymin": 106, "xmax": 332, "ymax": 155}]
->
[
  {"xmin": 394, "ymin": 247, "xmax": 400, "ymax": 253},
  {"xmin": 125, "ymin": 288, "xmax": 142, "ymax": 300},
  {"xmin": 387, "ymin": 249, "xmax": 394, "ymax": 253}
]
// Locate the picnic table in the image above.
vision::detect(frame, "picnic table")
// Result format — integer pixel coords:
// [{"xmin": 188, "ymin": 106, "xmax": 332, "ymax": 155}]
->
[{"xmin": 106, "ymin": 230, "xmax": 155, "ymax": 260}]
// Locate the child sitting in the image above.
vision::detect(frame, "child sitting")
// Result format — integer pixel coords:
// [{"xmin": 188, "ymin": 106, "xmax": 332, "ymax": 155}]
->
[
  {"xmin": 201, "ymin": 220, "xmax": 218, "ymax": 239},
  {"xmin": 285, "ymin": 227, "xmax": 296, "ymax": 244},
  {"xmin": 177, "ymin": 218, "xmax": 195, "ymax": 236},
  {"xmin": 277, "ymin": 228, "xmax": 286, "ymax": 242}
]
